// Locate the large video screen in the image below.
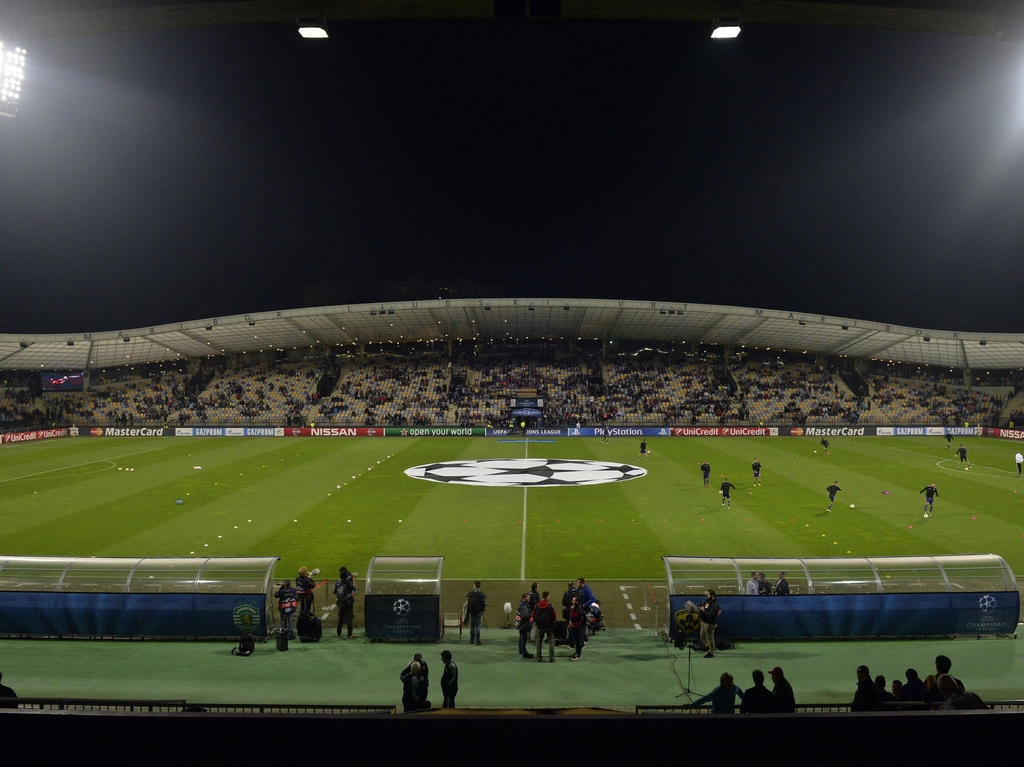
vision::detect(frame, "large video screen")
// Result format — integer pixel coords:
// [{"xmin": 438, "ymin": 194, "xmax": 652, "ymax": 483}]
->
[{"xmin": 41, "ymin": 371, "xmax": 85, "ymax": 391}]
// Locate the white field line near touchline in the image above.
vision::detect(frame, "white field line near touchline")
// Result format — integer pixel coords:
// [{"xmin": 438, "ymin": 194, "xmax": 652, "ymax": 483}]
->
[{"xmin": 0, "ymin": 444, "xmax": 176, "ymax": 483}]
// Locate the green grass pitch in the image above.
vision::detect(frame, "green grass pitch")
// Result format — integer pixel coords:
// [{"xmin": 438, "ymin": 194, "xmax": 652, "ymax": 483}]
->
[{"xmin": 1, "ymin": 435, "xmax": 1023, "ymax": 580}]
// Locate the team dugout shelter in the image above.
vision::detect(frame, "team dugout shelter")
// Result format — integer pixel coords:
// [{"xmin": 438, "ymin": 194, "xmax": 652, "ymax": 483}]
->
[
  {"xmin": 0, "ymin": 555, "xmax": 278, "ymax": 638},
  {"xmin": 363, "ymin": 555, "xmax": 443, "ymax": 641},
  {"xmin": 664, "ymin": 554, "xmax": 1019, "ymax": 640}
]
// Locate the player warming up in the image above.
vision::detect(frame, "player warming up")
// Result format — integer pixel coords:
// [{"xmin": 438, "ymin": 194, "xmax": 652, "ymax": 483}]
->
[
  {"xmin": 826, "ymin": 481, "xmax": 842, "ymax": 512},
  {"xmin": 700, "ymin": 461, "xmax": 711, "ymax": 488},
  {"xmin": 820, "ymin": 438, "xmax": 830, "ymax": 455},
  {"xmin": 920, "ymin": 482, "xmax": 939, "ymax": 518},
  {"xmin": 956, "ymin": 444, "xmax": 970, "ymax": 469},
  {"xmin": 720, "ymin": 478, "xmax": 736, "ymax": 508},
  {"xmin": 639, "ymin": 439, "xmax": 649, "ymax": 460},
  {"xmin": 751, "ymin": 459, "xmax": 762, "ymax": 487}
]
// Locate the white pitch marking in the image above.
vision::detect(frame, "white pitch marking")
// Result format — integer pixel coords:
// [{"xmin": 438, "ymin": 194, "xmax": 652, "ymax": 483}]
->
[
  {"xmin": 520, "ymin": 440, "xmax": 529, "ymax": 581},
  {"xmin": 0, "ymin": 443, "xmax": 173, "ymax": 484}
]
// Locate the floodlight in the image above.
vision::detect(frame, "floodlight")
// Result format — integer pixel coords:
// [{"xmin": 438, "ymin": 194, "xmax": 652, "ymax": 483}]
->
[
  {"xmin": 0, "ymin": 41, "xmax": 27, "ymax": 118},
  {"xmin": 711, "ymin": 16, "xmax": 741, "ymax": 39},
  {"xmin": 297, "ymin": 13, "xmax": 328, "ymax": 38}
]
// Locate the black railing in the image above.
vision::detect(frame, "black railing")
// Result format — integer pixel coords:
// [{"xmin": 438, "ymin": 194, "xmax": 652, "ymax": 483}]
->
[{"xmin": 5, "ymin": 698, "xmax": 396, "ymax": 715}]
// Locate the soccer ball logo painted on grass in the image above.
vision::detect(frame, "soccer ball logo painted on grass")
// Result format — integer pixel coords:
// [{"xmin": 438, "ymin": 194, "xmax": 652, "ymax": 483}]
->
[
  {"xmin": 978, "ymin": 594, "xmax": 997, "ymax": 612},
  {"xmin": 393, "ymin": 598, "xmax": 412, "ymax": 617},
  {"xmin": 404, "ymin": 458, "xmax": 647, "ymax": 487}
]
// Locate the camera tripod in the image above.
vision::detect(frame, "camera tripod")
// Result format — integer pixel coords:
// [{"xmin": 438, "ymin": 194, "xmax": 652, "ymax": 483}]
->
[{"xmin": 674, "ymin": 632, "xmax": 701, "ymax": 700}]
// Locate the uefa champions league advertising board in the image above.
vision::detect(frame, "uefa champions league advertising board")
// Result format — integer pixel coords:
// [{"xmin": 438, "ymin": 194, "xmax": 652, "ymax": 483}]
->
[{"xmin": 363, "ymin": 595, "xmax": 440, "ymax": 640}]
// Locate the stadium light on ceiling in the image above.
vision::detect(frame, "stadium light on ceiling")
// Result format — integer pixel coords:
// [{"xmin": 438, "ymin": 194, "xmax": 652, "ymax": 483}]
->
[
  {"xmin": 711, "ymin": 13, "xmax": 741, "ymax": 39},
  {"xmin": 0, "ymin": 41, "xmax": 27, "ymax": 118},
  {"xmin": 297, "ymin": 11, "xmax": 329, "ymax": 39}
]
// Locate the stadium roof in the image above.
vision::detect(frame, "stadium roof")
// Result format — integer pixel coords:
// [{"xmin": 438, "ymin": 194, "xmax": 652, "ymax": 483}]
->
[
  {"xmin": 2, "ymin": 0, "xmax": 1019, "ymax": 40},
  {"xmin": 1, "ymin": 298, "xmax": 1022, "ymax": 372}
]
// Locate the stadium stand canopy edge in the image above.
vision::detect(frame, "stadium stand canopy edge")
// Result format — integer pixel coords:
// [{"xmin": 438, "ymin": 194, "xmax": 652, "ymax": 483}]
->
[
  {"xmin": 0, "ymin": 0, "xmax": 1019, "ymax": 40},
  {"xmin": 1, "ymin": 298, "xmax": 1022, "ymax": 371}
]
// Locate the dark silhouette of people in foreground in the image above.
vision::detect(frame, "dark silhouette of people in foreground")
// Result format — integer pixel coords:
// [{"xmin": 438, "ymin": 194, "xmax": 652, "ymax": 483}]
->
[{"xmin": 0, "ymin": 671, "xmax": 16, "ymax": 708}]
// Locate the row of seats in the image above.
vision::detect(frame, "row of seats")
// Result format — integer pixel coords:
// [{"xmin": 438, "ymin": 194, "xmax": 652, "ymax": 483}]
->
[{"xmin": 0, "ymin": 355, "xmax": 1006, "ymax": 427}]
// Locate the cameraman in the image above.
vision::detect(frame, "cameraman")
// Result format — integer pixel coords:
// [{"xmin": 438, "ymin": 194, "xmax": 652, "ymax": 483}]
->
[
  {"xmin": 274, "ymin": 579, "xmax": 298, "ymax": 639},
  {"xmin": 334, "ymin": 567, "xmax": 356, "ymax": 639},
  {"xmin": 296, "ymin": 566, "xmax": 319, "ymax": 617}
]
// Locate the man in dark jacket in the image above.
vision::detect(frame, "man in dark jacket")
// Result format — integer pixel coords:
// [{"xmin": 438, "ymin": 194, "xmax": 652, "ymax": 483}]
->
[
  {"xmin": 561, "ymin": 581, "xmax": 578, "ymax": 620},
  {"xmin": 698, "ymin": 589, "xmax": 718, "ymax": 658},
  {"xmin": 401, "ymin": 661, "xmax": 429, "ymax": 713},
  {"xmin": 334, "ymin": 567, "xmax": 356, "ymax": 638},
  {"xmin": 769, "ymin": 666, "xmax": 796, "ymax": 712},
  {"xmin": 740, "ymin": 669, "xmax": 777, "ymax": 713},
  {"xmin": 851, "ymin": 665, "xmax": 880, "ymax": 711},
  {"xmin": 440, "ymin": 650, "xmax": 458, "ymax": 709},
  {"xmin": 773, "ymin": 571, "xmax": 791, "ymax": 596},
  {"xmin": 532, "ymin": 591, "xmax": 557, "ymax": 662},
  {"xmin": 516, "ymin": 593, "xmax": 534, "ymax": 658},
  {"xmin": 465, "ymin": 581, "xmax": 486, "ymax": 645},
  {"xmin": 401, "ymin": 653, "xmax": 429, "ymax": 705}
]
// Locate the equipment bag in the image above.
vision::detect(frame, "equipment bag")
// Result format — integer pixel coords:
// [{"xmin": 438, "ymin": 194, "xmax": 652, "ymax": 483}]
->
[
  {"xmin": 231, "ymin": 632, "xmax": 255, "ymax": 656},
  {"xmin": 297, "ymin": 615, "xmax": 322, "ymax": 643}
]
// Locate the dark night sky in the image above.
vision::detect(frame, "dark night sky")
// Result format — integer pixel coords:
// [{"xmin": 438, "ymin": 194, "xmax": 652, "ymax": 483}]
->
[{"xmin": 2, "ymin": 20, "xmax": 1024, "ymax": 334}]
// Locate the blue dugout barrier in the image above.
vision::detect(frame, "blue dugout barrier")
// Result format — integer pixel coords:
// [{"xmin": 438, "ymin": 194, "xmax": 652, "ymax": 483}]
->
[
  {"xmin": 669, "ymin": 592, "xmax": 1020, "ymax": 639},
  {"xmin": 0, "ymin": 592, "xmax": 267, "ymax": 638}
]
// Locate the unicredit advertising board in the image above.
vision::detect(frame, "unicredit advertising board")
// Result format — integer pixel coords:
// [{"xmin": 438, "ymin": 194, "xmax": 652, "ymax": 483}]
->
[{"xmin": 2, "ymin": 428, "xmax": 69, "ymax": 444}]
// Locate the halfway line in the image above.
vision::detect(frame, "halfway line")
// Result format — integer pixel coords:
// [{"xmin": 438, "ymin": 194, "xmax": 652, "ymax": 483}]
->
[{"xmin": 520, "ymin": 439, "xmax": 528, "ymax": 580}]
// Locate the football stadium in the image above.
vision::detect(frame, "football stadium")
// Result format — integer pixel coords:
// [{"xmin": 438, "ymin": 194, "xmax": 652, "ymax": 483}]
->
[{"xmin": 4, "ymin": 0, "xmax": 1024, "ymax": 754}]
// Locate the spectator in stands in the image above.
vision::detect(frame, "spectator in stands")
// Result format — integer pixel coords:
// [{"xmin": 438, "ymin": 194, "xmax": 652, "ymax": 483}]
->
[
  {"xmin": 900, "ymin": 668, "xmax": 926, "ymax": 702},
  {"xmin": 851, "ymin": 665, "xmax": 880, "ymax": 711},
  {"xmin": 690, "ymin": 672, "xmax": 744, "ymax": 714},
  {"xmin": 769, "ymin": 666, "xmax": 795, "ymax": 712},
  {"xmin": 0, "ymin": 671, "xmax": 16, "ymax": 708},
  {"xmin": 935, "ymin": 674, "xmax": 987, "ymax": 710},
  {"xmin": 934, "ymin": 654, "xmax": 965, "ymax": 694},
  {"xmin": 875, "ymin": 675, "xmax": 895, "ymax": 705},
  {"xmin": 740, "ymin": 669, "xmax": 777, "ymax": 713}
]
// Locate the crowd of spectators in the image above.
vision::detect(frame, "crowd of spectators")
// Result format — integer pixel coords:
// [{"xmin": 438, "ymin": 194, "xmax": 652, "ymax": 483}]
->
[
  {"xmin": 733, "ymin": 358, "xmax": 863, "ymax": 426},
  {"xmin": 197, "ymin": 362, "xmax": 326, "ymax": 425},
  {"xmin": 688, "ymin": 654, "xmax": 988, "ymax": 714},
  {"xmin": 867, "ymin": 374, "xmax": 1000, "ymax": 426},
  {"xmin": 0, "ymin": 352, "xmax": 1018, "ymax": 429},
  {"xmin": 318, "ymin": 358, "xmax": 448, "ymax": 426},
  {"xmin": 598, "ymin": 358, "xmax": 737, "ymax": 425}
]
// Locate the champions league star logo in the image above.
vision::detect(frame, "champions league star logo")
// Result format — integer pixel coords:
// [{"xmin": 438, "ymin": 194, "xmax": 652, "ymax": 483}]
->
[
  {"xmin": 978, "ymin": 594, "xmax": 997, "ymax": 612},
  {"xmin": 404, "ymin": 458, "xmax": 647, "ymax": 488},
  {"xmin": 393, "ymin": 598, "xmax": 412, "ymax": 617}
]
